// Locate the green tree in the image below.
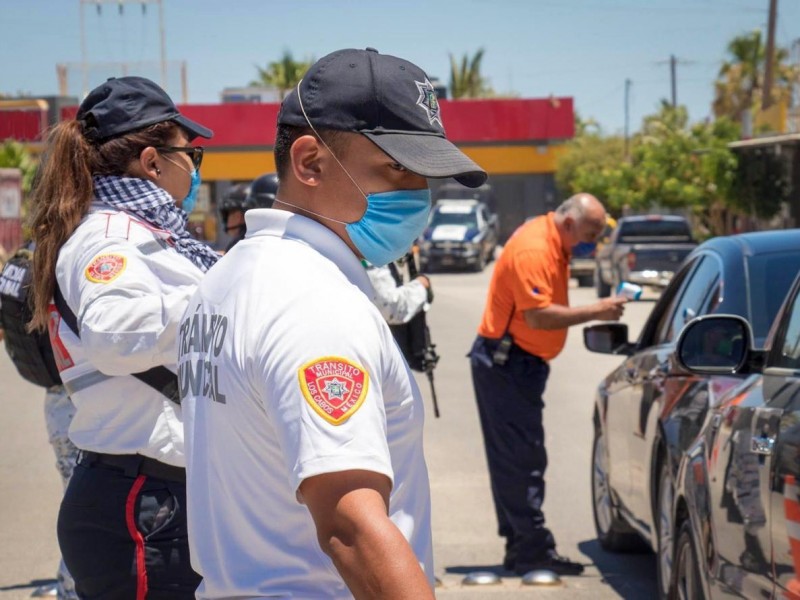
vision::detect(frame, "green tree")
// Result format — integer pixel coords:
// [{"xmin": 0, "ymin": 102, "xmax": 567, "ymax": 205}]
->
[
  {"xmin": 632, "ymin": 104, "xmax": 741, "ymax": 235},
  {"xmin": 557, "ymin": 103, "xmax": 742, "ymax": 233},
  {"xmin": 0, "ymin": 139, "xmax": 37, "ymax": 193},
  {"xmin": 555, "ymin": 129, "xmax": 636, "ymax": 214},
  {"xmin": 251, "ymin": 50, "xmax": 312, "ymax": 100},
  {"xmin": 713, "ymin": 29, "xmax": 797, "ymax": 125},
  {"xmin": 449, "ymin": 48, "xmax": 493, "ymax": 99}
]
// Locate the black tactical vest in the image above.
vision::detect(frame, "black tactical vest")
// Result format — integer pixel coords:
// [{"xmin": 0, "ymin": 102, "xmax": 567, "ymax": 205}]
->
[{"xmin": 0, "ymin": 245, "xmax": 61, "ymax": 388}]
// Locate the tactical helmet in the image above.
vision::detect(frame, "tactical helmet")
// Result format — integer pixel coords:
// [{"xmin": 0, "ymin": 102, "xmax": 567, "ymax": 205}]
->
[
  {"xmin": 244, "ymin": 173, "xmax": 279, "ymax": 210},
  {"xmin": 219, "ymin": 183, "xmax": 250, "ymax": 224}
]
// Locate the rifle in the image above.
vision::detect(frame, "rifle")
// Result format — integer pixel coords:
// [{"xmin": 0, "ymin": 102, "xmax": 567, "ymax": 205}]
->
[{"xmin": 394, "ymin": 251, "xmax": 440, "ymax": 418}]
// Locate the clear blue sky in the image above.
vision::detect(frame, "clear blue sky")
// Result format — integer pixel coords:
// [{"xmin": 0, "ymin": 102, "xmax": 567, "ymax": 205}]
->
[{"xmin": 2, "ymin": 0, "xmax": 798, "ymax": 135}]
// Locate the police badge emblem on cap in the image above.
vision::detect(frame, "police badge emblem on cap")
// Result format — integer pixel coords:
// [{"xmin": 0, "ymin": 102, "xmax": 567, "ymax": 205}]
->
[{"xmin": 415, "ymin": 79, "xmax": 443, "ymax": 128}]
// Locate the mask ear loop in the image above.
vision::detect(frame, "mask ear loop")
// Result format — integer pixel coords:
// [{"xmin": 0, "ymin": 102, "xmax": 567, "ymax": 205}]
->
[
  {"xmin": 295, "ymin": 79, "xmax": 369, "ymax": 199},
  {"xmin": 162, "ymin": 153, "xmax": 194, "ymax": 176}
]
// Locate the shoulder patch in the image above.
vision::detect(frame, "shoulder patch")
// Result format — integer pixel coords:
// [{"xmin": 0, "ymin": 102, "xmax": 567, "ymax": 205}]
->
[
  {"xmin": 298, "ymin": 357, "xmax": 369, "ymax": 425},
  {"xmin": 85, "ymin": 254, "xmax": 127, "ymax": 284}
]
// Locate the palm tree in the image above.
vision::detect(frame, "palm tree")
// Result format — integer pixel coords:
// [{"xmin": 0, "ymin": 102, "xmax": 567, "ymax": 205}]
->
[
  {"xmin": 449, "ymin": 48, "xmax": 493, "ymax": 99},
  {"xmin": 713, "ymin": 30, "xmax": 797, "ymax": 124},
  {"xmin": 251, "ymin": 50, "xmax": 313, "ymax": 100}
]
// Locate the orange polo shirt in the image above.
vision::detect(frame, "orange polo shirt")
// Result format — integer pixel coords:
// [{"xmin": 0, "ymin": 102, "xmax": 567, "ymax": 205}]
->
[{"xmin": 477, "ymin": 212, "xmax": 570, "ymax": 361}]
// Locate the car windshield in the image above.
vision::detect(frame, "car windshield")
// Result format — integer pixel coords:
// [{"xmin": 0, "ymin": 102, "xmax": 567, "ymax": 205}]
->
[
  {"xmin": 430, "ymin": 208, "xmax": 478, "ymax": 229},
  {"xmin": 618, "ymin": 219, "xmax": 692, "ymax": 241},
  {"xmin": 747, "ymin": 251, "xmax": 800, "ymax": 342}
]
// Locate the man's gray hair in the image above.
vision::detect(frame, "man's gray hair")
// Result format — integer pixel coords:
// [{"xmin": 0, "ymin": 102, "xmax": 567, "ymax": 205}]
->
[{"xmin": 556, "ymin": 195, "xmax": 589, "ymax": 219}]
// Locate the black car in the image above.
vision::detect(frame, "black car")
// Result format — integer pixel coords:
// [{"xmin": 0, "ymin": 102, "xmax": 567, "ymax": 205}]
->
[
  {"xmin": 583, "ymin": 230, "xmax": 800, "ymax": 598},
  {"xmin": 417, "ymin": 199, "xmax": 498, "ymax": 272},
  {"xmin": 673, "ymin": 272, "xmax": 800, "ymax": 598}
]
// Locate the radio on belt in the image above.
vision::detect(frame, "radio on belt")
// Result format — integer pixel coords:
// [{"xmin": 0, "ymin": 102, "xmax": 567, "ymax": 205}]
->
[{"xmin": 616, "ymin": 281, "xmax": 643, "ymax": 300}]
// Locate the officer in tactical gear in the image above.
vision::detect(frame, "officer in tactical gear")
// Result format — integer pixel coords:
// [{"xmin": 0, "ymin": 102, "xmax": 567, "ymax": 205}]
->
[
  {"xmin": 221, "ymin": 173, "xmax": 280, "ymax": 253},
  {"xmin": 219, "ymin": 183, "xmax": 250, "ymax": 252},
  {"xmin": 244, "ymin": 172, "xmax": 279, "ymax": 211},
  {"xmin": 0, "ymin": 241, "xmax": 79, "ymax": 599}
]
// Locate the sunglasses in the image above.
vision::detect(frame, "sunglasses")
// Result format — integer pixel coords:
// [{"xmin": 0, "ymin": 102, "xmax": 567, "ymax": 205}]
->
[{"xmin": 156, "ymin": 146, "xmax": 204, "ymax": 170}]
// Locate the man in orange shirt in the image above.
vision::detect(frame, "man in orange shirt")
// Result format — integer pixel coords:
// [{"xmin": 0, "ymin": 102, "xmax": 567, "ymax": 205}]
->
[{"xmin": 469, "ymin": 193, "xmax": 626, "ymax": 576}]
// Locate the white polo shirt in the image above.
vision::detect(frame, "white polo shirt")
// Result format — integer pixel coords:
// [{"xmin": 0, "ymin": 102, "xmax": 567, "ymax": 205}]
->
[
  {"xmin": 181, "ymin": 208, "xmax": 433, "ymax": 599},
  {"xmin": 53, "ymin": 203, "xmax": 205, "ymax": 466}
]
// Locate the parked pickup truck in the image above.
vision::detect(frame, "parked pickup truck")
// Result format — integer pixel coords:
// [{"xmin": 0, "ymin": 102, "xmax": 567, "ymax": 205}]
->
[{"xmin": 594, "ymin": 215, "xmax": 697, "ymax": 297}]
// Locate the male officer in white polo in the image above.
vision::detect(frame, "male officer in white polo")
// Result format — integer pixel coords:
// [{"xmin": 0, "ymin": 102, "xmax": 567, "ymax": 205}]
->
[{"xmin": 179, "ymin": 48, "xmax": 486, "ymax": 599}]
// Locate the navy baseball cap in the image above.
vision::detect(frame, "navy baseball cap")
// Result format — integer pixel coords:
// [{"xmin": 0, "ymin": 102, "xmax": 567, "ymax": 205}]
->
[
  {"xmin": 77, "ymin": 76, "xmax": 213, "ymax": 143},
  {"xmin": 278, "ymin": 48, "xmax": 487, "ymax": 188}
]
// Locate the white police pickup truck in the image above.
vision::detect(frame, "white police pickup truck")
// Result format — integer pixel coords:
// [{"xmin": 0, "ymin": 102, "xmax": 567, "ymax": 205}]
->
[{"xmin": 417, "ymin": 199, "xmax": 499, "ymax": 272}]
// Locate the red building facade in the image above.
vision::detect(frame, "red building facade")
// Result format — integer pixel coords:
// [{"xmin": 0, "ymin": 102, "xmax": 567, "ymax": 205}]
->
[{"xmin": 2, "ymin": 96, "xmax": 574, "ymax": 242}]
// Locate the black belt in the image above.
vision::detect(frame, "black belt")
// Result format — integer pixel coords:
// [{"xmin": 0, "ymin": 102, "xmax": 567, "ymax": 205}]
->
[
  {"xmin": 476, "ymin": 335, "xmax": 545, "ymax": 363},
  {"xmin": 78, "ymin": 451, "xmax": 186, "ymax": 483}
]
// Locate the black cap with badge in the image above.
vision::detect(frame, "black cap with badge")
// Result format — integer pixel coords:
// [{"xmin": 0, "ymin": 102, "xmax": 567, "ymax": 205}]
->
[
  {"xmin": 77, "ymin": 76, "xmax": 213, "ymax": 143},
  {"xmin": 278, "ymin": 48, "xmax": 487, "ymax": 188}
]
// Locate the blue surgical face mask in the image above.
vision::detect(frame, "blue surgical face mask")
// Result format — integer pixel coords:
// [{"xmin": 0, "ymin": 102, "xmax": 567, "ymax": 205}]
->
[
  {"xmin": 163, "ymin": 154, "xmax": 201, "ymax": 214},
  {"xmin": 345, "ymin": 189, "xmax": 431, "ymax": 266},
  {"xmin": 181, "ymin": 168, "xmax": 201, "ymax": 214},
  {"xmin": 278, "ymin": 189, "xmax": 431, "ymax": 267},
  {"xmin": 572, "ymin": 240, "xmax": 596, "ymax": 257}
]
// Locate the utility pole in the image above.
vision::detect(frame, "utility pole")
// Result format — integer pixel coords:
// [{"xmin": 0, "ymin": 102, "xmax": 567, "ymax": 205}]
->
[
  {"xmin": 624, "ymin": 78, "xmax": 631, "ymax": 160},
  {"xmin": 80, "ymin": 2, "xmax": 88, "ymax": 97},
  {"xmin": 158, "ymin": 0, "xmax": 167, "ymax": 89},
  {"xmin": 656, "ymin": 55, "xmax": 691, "ymax": 108},
  {"xmin": 762, "ymin": 0, "xmax": 778, "ymax": 110},
  {"xmin": 670, "ymin": 54, "xmax": 677, "ymax": 107}
]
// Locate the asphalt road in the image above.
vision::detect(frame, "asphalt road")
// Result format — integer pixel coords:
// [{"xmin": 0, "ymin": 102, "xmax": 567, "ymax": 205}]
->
[{"xmin": 0, "ymin": 260, "xmax": 660, "ymax": 599}]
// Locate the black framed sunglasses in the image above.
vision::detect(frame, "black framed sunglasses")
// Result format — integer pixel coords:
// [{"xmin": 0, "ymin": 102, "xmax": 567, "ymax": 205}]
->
[{"xmin": 156, "ymin": 146, "xmax": 204, "ymax": 170}]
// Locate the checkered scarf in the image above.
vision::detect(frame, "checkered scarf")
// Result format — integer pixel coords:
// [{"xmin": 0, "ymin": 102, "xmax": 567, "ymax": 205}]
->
[{"xmin": 93, "ymin": 175, "xmax": 219, "ymax": 272}]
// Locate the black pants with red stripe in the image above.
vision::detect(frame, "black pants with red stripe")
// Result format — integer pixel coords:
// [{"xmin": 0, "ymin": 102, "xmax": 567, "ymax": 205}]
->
[{"xmin": 57, "ymin": 462, "xmax": 201, "ymax": 599}]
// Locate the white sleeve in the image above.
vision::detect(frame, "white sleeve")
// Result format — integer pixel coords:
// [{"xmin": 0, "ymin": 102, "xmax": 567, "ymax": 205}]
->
[
  {"xmin": 256, "ymin": 292, "xmax": 395, "ymax": 494},
  {"xmin": 64, "ymin": 242, "xmax": 200, "ymax": 375},
  {"xmin": 366, "ymin": 265, "xmax": 428, "ymax": 325}
]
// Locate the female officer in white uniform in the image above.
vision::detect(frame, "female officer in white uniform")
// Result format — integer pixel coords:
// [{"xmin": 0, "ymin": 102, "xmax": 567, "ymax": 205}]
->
[{"xmin": 27, "ymin": 76, "xmax": 218, "ymax": 599}]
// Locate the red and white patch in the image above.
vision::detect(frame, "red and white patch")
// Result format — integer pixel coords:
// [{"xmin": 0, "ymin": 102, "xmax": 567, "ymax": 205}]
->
[
  {"xmin": 47, "ymin": 304, "xmax": 74, "ymax": 371},
  {"xmin": 298, "ymin": 356, "xmax": 369, "ymax": 425},
  {"xmin": 85, "ymin": 254, "xmax": 126, "ymax": 284}
]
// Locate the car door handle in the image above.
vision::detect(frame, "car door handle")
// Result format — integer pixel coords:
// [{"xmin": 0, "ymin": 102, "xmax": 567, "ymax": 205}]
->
[
  {"xmin": 711, "ymin": 413, "xmax": 723, "ymax": 431},
  {"xmin": 750, "ymin": 435, "xmax": 776, "ymax": 456}
]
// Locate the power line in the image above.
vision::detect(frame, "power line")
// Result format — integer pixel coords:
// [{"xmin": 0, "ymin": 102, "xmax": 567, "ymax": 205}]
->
[{"xmin": 79, "ymin": 0, "xmax": 167, "ymax": 96}]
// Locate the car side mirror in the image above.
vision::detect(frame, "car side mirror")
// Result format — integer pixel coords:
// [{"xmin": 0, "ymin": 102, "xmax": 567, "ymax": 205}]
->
[
  {"xmin": 584, "ymin": 323, "xmax": 635, "ymax": 355},
  {"xmin": 675, "ymin": 315, "xmax": 752, "ymax": 374}
]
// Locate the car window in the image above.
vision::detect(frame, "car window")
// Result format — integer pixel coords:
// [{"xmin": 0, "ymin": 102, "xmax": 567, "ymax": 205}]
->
[
  {"xmin": 771, "ymin": 285, "xmax": 800, "ymax": 371},
  {"xmin": 656, "ymin": 256, "xmax": 722, "ymax": 344},
  {"xmin": 647, "ymin": 259, "xmax": 699, "ymax": 346},
  {"xmin": 618, "ymin": 219, "xmax": 692, "ymax": 242},
  {"xmin": 746, "ymin": 251, "xmax": 800, "ymax": 343},
  {"xmin": 429, "ymin": 206, "xmax": 478, "ymax": 229}
]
